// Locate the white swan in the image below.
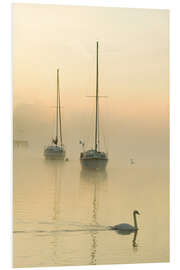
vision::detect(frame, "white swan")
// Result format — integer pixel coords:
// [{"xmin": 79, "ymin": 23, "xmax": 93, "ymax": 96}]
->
[{"xmin": 110, "ymin": 210, "xmax": 140, "ymax": 233}]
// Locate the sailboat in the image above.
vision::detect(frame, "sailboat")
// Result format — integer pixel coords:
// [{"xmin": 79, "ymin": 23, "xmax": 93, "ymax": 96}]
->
[
  {"xmin": 80, "ymin": 42, "xmax": 108, "ymax": 170},
  {"xmin": 44, "ymin": 69, "xmax": 65, "ymax": 160}
]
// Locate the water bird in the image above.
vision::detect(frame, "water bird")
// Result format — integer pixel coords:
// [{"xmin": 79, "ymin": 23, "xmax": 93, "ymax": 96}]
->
[
  {"xmin": 109, "ymin": 210, "xmax": 140, "ymax": 233},
  {"xmin": 130, "ymin": 158, "xmax": 135, "ymax": 165}
]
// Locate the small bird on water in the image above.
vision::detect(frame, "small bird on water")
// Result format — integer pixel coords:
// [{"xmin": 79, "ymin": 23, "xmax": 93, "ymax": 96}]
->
[{"xmin": 130, "ymin": 158, "xmax": 135, "ymax": 165}]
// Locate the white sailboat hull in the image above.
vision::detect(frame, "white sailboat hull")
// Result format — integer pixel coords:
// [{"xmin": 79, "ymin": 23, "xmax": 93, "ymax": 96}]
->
[
  {"xmin": 44, "ymin": 153, "xmax": 65, "ymax": 160},
  {"xmin": 80, "ymin": 150, "xmax": 108, "ymax": 170},
  {"xmin": 44, "ymin": 146, "xmax": 65, "ymax": 160},
  {"xmin": 80, "ymin": 158, "xmax": 108, "ymax": 170}
]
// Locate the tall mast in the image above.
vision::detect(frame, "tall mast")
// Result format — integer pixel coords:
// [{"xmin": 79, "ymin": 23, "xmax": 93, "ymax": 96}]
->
[
  {"xmin": 95, "ymin": 41, "xmax": 99, "ymax": 151},
  {"xmin": 56, "ymin": 69, "xmax": 59, "ymax": 145},
  {"xmin": 57, "ymin": 69, "xmax": 63, "ymax": 147}
]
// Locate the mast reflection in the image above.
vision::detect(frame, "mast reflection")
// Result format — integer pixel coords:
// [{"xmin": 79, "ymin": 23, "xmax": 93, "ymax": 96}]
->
[
  {"xmin": 80, "ymin": 168, "xmax": 108, "ymax": 265},
  {"xmin": 45, "ymin": 160, "xmax": 64, "ymax": 264}
]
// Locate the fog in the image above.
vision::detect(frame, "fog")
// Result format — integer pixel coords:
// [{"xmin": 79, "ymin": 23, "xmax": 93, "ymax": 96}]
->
[{"xmin": 13, "ymin": 4, "xmax": 169, "ymax": 167}]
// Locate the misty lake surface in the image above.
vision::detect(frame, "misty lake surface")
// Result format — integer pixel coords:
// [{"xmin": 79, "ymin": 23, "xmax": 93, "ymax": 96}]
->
[{"xmin": 13, "ymin": 149, "xmax": 169, "ymax": 268}]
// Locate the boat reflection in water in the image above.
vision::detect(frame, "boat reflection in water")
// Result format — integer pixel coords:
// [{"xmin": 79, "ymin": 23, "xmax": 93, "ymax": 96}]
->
[
  {"xmin": 80, "ymin": 168, "xmax": 139, "ymax": 254},
  {"xmin": 44, "ymin": 160, "xmax": 64, "ymax": 265},
  {"xmin": 80, "ymin": 168, "xmax": 108, "ymax": 182},
  {"xmin": 79, "ymin": 168, "xmax": 108, "ymax": 265}
]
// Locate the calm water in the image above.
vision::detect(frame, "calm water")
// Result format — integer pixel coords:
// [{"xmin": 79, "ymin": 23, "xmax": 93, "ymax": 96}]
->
[{"xmin": 13, "ymin": 149, "xmax": 169, "ymax": 268}]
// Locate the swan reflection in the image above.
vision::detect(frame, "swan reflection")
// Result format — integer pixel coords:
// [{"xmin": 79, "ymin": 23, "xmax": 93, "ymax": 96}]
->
[
  {"xmin": 132, "ymin": 230, "xmax": 138, "ymax": 248},
  {"xmin": 113, "ymin": 229, "xmax": 138, "ymax": 248}
]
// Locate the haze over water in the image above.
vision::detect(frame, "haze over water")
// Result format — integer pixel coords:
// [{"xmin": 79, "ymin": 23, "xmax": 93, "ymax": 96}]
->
[
  {"xmin": 13, "ymin": 3, "xmax": 169, "ymax": 268},
  {"xmin": 13, "ymin": 149, "xmax": 169, "ymax": 267}
]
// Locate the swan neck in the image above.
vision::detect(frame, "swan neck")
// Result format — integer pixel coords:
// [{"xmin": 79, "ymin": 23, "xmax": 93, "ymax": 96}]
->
[{"xmin": 133, "ymin": 212, "xmax": 138, "ymax": 229}]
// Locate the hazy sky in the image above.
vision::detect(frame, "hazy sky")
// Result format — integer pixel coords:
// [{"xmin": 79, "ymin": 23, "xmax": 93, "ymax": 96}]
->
[{"xmin": 13, "ymin": 4, "xmax": 169, "ymax": 166}]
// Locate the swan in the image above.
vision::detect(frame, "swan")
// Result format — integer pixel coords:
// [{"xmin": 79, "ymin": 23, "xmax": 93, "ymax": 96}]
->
[{"xmin": 110, "ymin": 210, "xmax": 140, "ymax": 233}]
